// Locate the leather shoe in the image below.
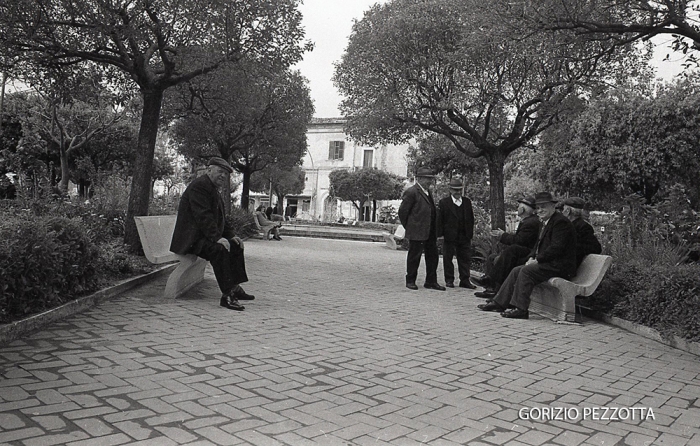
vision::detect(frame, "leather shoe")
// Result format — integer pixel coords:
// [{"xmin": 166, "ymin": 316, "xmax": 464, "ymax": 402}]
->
[
  {"xmin": 445, "ymin": 281, "xmax": 455, "ymax": 288},
  {"xmin": 474, "ymin": 289, "xmax": 496, "ymax": 298},
  {"xmin": 233, "ymin": 286, "xmax": 255, "ymax": 301},
  {"xmin": 459, "ymin": 281, "xmax": 476, "ymax": 289},
  {"xmin": 477, "ymin": 301, "xmax": 504, "ymax": 312},
  {"xmin": 220, "ymin": 294, "xmax": 245, "ymax": 311},
  {"xmin": 424, "ymin": 283, "xmax": 446, "ymax": 291},
  {"xmin": 406, "ymin": 282, "xmax": 418, "ymax": 290},
  {"xmin": 501, "ymin": 308, "xmax": 529, "ymax": 319}
]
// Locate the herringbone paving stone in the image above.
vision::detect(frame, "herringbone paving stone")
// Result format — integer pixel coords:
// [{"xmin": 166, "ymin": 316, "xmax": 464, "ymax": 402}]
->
[{"xmin": 1, "ymin": 237, "xmax": 699, "ymax": 445}]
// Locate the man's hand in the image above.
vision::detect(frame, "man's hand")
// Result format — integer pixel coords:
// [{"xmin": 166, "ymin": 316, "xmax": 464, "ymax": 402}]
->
[
  {"xmin": 217, "ymin": 237, "xmax": 230, "ymax": 251},
  {"xmin": 525, "ymin": 257, "xmax": 538, "ymax": 266},
  {"xmin": 232, "ymin": 236, "xmax": 244, "ymax": 250},
  {"xmin": 490, "ymin": 229, "xmax": 505, "ymax": 238}
]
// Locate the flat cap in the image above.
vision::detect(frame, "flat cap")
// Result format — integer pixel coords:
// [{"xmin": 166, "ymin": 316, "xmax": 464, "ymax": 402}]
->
[
  {"xmin": 208, "ymin": 156, "xmax": 233, "ymax": 173},
  {"xmin": 563, "ymin": 197, "xmax": 586, "ymax": 209},
  {"xmin": 517, "ymin": 195, "xmax": 536, "ymax": 208}
]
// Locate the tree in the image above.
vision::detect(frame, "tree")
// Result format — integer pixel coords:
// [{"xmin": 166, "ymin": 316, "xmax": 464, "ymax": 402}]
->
[
  {"xmin": 525, "ymin": 0, "xmax": 700, "ymax": 66},
  {"xmin": 0, "ymin": 0, "xmax": 311, "ymax": 250},
  {"xmin": 250, "ymin": 164, "xmax": 306, "ymax": 212},
  {"xmin": 333, "ymin": 0, "xmax": 627, "ymax": 229},
  {"xmin": 329, "ymin": 168, "xmax": 405, "ymax": 221},
  {"xmin": 168, "ymin": 61, "xmax": 314, "ymax": 212},
  {"xmin": 535, "ymin": 78, "xmax": 700, "ymax": 210}
]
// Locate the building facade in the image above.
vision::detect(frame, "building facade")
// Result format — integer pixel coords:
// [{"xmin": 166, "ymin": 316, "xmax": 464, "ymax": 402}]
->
[{"xmin": 283, "ymin": 118, "xmax": 411, "ymax": 222}]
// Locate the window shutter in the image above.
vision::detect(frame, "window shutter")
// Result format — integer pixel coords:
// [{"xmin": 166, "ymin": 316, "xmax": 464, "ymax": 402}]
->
[
  {"xmin": 339, "ymin": 141, "xmax": 344, "ymax": 160},
  {"xmin": 329, "ymin": 141, "xmax": 334, "ymax": 160}
]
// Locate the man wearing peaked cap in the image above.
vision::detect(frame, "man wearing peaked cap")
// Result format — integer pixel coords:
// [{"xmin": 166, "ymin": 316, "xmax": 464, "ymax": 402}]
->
[
  {"xmin": 398, "ymin": 167, "xmax": 446, "ymax": 291},
  {"xmin": 561, "ymin": 197, "xmax": 602, "ymax": 267},
  {"xmin": 478, "ymin": 191, "xmax": 577, "ymax": 319},
  {"xmin": 170, "ymin": 156, "xmax": 253, "ymax": 311},
  {"xmin": 474, "ymin": 194, "xmax": 541, "ymax": 298},
  {"xmin": 436, "ymin": 178, "xmax": 475, "ymax": 289}
]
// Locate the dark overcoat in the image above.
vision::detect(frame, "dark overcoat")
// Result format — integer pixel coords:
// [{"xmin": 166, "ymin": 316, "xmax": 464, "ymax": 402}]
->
[
  {"xmin": 572, "ymin": 217, "xmax": 602, "ymax": 266},
  {"xmin": 170, "ymin": 174, "xmax": 235, "ymax": 256},
  {"xmin": 531, "ymin": 211, "xmax": 578, "ymax": 277},
  {"xmin": 500, "ymin": 214, "xmax": 540, "ymax": 250},
  {"xmin": 436, "ymin": 195, "xmax": 474, "ymax": 242},
  {"xmin": 398, "ymin": 184, "xmax": 435, "ymax": 241}
]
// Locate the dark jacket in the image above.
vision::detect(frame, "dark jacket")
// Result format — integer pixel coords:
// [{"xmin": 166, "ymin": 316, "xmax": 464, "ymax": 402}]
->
[
  {"xmin": 531, "ymin": 211, "xmax": 578, "ymax": 278},
  {"xmin": 500, "ymin": 214, "xmax": 540, "ymax": 250},
  {"xmin": 572, "ymin": 217, "xmax": 602, "ymax": 266},
  {"xmin": 436, "ymin": 195, "xmax": 474, "ymax": 242},
  {"xmin": 398, "ymin": 184, "xmax": 436, "ymax": 241},
  {"xmin": 170, "ymin": 174, "xmax": 234, "ymax": 256}
]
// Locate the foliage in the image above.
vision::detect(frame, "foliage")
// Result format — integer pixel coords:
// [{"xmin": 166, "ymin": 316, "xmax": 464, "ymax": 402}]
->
[
  {"xmin": 249, "ymin": 163, "xmax": 306, "ymax": 209},
  {"xmin": 226, "ymin": 206, "xmax": 262, "ymax": 240},
  {"xmin": 329, "ymin": 168, "xmax": 405, "ymax": 220},
  {"xmin": 167, "ymin": 61, "xmax": 314, "ymax": 211},
  {"xmin": 0, "ymin": 214, "xmax": 100, "ymax": 323},
  {"xmin": 536, "ymin": 78, "xmax": 700, "ymax": 209},
  {"xmin": 378, "ymin": 205, "xmax": 399, "ymax": 224},
  {"xmin": 333, "ymin": 0, "xmax": 634, "ymax": 229},
  {"xmin": 527, "ymin": 0, "xmax": 700, "ymax": 68},
  {"xmin": 0, "ymin": 0, "xmax": 312, "ymax": 250}
]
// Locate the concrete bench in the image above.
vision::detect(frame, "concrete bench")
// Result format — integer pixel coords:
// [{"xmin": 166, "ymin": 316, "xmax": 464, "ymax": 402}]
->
[
  {"xmin": 530, "ymin": 254, "xmax": 613, "ymax": 323},
  {"xmin": 134, "ymin": 216, "xmax": 208, "ymax": 299},
  {"xmin": 383, "ymin": 224, "xmax": 405, "ymax": 250}
]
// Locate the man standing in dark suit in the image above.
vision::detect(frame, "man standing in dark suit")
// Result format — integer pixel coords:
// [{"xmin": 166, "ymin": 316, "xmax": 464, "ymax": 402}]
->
[
  {"xmin": 437, "ymin": 178, "xmax": 475, "ymax": 289},
  {"xmin": 170, "ymin": 157, "xmax": 254, "ymax": 311},
  {"xmin": 478, "ymin": 192, "xmax": 577, "ymax": 319},
  {"xmin": 561, "ymin": 197, "xmax": 602, "ymax": 266},
  {"xmin": 474, "ymin": 195, "xmax": 540, "ymax": 298},
  {"xmin": 398, "ymin": 167, "xmax": 445, "ymax": 291}
]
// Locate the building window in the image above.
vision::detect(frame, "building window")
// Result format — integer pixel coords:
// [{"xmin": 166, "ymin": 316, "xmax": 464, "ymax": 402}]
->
[
  {"xmin": 328, "ymin": 141, "xmax": 344, "ymax": 160},
  {"xmin": 363, "ymin": 149, "xmax": 373, "ymax": 168}
]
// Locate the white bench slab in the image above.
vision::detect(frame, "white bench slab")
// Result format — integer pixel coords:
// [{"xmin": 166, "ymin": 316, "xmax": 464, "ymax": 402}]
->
[
  {"xmin": 383, "ymin": 224, "xmax": 405, "ymax": 250},
  {"xmin": 134, "ymin": 216, "xmax": 208, "ymax": 299},
  {"xmin": 530, "ymin": 254, "xmax": 613, "ymax": 323}
]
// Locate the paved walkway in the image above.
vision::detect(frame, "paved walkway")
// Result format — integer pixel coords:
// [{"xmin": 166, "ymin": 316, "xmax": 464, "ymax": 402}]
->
[{"xmin": 1, "ymin": 237, "xmax": 699, "ymax": 445}]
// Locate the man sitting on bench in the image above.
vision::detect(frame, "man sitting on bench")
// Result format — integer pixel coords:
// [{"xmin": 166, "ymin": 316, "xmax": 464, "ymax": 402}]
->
[
  {"xmin": 170, "ymin": 157, "xmax": 254, "ymax": 311},
  {"xmin": 560, "ymin": 197, "xmax": 602, "ymax": 267},
  {"xmin": 254, "ymin": 205, "xmax": 283, "ymax": 241},
  {"xmin": 477, "ymin": 192, "xmax": 577, "ymax": 319}
]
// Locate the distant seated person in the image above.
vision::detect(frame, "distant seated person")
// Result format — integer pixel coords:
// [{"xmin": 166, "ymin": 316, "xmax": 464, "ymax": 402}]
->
[
  {"xmin": 560, "ymin": 197, "xmax": 602, "ymax": 266},
  {"xmin": 255, "ymin": 205, "xmax": 283, "ymax": 241},
  {"xmin": 270, "ymin": 204, "xmax": 284, "ymax": 222},
  {"xmin": 474, "ymin": 195, "xmax": 541, "ymax": 298}
]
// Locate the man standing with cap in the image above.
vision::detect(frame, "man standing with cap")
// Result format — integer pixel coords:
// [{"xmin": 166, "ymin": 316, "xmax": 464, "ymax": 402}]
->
[
  {"xmin": 399, "ymin": 167, "xmax": 445, "ymax": 291},
  {"xmin": 561, "ymin": 197, "xmax": 602, "ymax": 267},
  {"xmin": 437, "ymin": 178, "xmax": 475, "ymax": 289},
  {"xmin": 170, "ymin": 157, "xmax": 254, "ymax": 311},
  {"xmin": 478, "ymin": 192, "xmax": 577, "ymax": 319},
  {"xmin": 473, "ymin": 194, "xmax": 540, "ymax": 298}
]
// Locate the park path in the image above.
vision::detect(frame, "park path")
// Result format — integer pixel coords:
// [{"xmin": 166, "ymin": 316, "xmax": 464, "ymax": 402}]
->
[{"xmin": 1, "ymin": 237, "xmax": 699, "ymax": 445}]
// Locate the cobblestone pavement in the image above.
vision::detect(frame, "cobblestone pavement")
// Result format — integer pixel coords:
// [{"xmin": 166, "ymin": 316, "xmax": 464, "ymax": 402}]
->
[{"xmin": 1, "ymin": 237, "xmax": 699, "ymax": 446}]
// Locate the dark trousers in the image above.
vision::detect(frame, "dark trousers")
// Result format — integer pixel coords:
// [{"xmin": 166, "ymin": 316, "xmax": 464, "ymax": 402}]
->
[
  {"xmin": 443, "ymin": 239, "xmax": 471, "ymax": 284},
  {"xmin": 406, "ymin": 238, "xmax": 439, "ymax": 285},
  {"xmin": 486, "ymin": 245, "xmax": 531, "ymax": 288},
  {"xmin": 197, "ymin": 239, "xmax": 248, "ymax": 294},
  {"xmin": 493, "ymin": 263, "xmax": 567, "ymax": 311}
]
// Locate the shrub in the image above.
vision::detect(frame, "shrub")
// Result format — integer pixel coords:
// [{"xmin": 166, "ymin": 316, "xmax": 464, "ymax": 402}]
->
[
  {"xmin": 226, "ymin": 206, "xmax": 261, "ymax": 240},
  {"xmin": 0, "ymin": 215, "xmax": 100, "ymax": 323}
]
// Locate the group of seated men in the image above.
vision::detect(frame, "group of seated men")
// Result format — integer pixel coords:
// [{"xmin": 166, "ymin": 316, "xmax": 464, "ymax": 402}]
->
[{"xmin": 473, "ymin": 192, "xmax": 602, "ymax": 320}]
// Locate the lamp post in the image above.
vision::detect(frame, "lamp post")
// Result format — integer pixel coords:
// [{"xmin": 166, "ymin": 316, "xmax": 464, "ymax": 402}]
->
[{"xmin": 307, "ymin": 150, "xmax": 318, "ymax": 220}]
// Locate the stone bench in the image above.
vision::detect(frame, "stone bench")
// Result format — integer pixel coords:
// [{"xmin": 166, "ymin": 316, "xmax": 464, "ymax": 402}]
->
[
  {"xmin": 134, "ymin": 216, "xmax": 208, "ymax": 299},
  {"xmin": 529, "ymin": 254, "xmax": 613, "ymax": 323},
  {"xmin": 383, "ymin": 224, "xmax": 405, "ymax": 250}
]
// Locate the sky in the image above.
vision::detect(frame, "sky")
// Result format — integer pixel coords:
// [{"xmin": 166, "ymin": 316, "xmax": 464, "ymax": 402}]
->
[{"xmin": 295, "ymin": 1, "xmax": 688, "ymax": 119}]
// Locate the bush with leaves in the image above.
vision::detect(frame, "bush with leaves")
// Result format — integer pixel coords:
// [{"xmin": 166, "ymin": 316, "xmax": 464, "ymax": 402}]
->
[{"xmin": 0, "ymin": 215, "xmax": 100, "ymax": 323}]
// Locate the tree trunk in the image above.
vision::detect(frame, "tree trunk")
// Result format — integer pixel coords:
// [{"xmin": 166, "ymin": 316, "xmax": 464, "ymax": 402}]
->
[
  {"xmin": 372, "ymin": 199, "xmax": 377, "ymax": 222},
  {"xmin": 487, "ymin": 156, "xmax": 506, "ymax": 230},
  {"xmin": 124, "ymin": 89, "xmax": 164, "ymax": 252},
  {"xmin": 240, "ymin": 168, "xmax": 251, "ymax": 212}
]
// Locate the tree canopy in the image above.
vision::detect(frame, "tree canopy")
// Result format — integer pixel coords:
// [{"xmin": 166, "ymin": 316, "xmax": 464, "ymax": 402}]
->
[
  {"xmin": 329, "ymin": 168, "xmax": 405, "ymax": 221},
  {"xmin": 333, "ymin": 0, "xmax": 630, "ymax": 228},
  {"xmin": 167, "ymin": 61, "xmax": 314, "ymax": 211},
  {"xmin": 535, "ymin": 77, "xmax": 700, "ymax": 210},
  {"xmin": 0, "ymin": 0, "xmax": 311, "ymax": 250}
]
